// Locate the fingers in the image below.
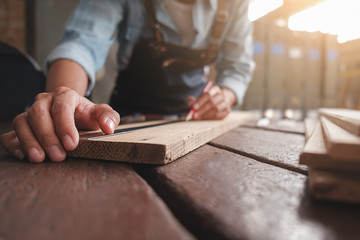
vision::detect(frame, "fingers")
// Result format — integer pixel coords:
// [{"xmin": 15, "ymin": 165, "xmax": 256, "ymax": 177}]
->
[
  {"xmin": 74, "ymin": 101, "xmax": 120, "ymax": 135},
  {"xmin": 51, "ymin": 87, "xmax": 82, "ymax": 151},
  {"xmin": 0, "ymin": 131, "xmax": 24, "ymax": 160},
  {"xmin": 49, "ymin": 87, "xmax": 119, "ymax": 152},
  {"xmin": 12, "ymin": 112, "xmax": 47, "ymax": 162},
  {"xmin": 186, "ymin": 96, "xmax": 196, "ymax": 108},
  {"xmin": 28, "ymin": 92, "xmax": 68, "ymax": 162},
  {"xmin": 6, "ymin": 86, "xmax": 120, "ymax": 163},
  {"xmin": 94, "ymin": 104, "xmax": 120, "ymax": 135},
  {"xmin": 191, "ymin": 86, "xmax": 231, "ymax": 120}
]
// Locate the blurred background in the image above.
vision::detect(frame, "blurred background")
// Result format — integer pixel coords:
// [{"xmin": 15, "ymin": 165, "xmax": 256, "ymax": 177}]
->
[{"xmin": 1, "ymin": 0, "xmax": 359, "ymax": 120}]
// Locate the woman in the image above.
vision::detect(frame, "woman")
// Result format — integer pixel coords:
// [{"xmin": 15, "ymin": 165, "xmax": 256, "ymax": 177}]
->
[{"xmin": 0, "ymin": 0, "xmax": 254, "ymax": 162}]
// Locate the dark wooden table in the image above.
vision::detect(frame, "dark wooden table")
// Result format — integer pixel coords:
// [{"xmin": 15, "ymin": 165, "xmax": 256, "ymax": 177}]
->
[{"xmin": 1, "ymin": 120, "xmax": 360, "ymax": 240}]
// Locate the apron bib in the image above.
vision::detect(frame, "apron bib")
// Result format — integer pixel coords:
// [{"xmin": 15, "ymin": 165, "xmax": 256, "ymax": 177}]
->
[{"xmin": 109, "ymin": 0, "xmax": 228, "ymax": 116}]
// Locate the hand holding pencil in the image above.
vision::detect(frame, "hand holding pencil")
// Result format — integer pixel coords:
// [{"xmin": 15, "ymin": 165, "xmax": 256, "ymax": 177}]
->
[{"xmin": 185, "ymin": 81, "xmax": 237, "ymax": 121}]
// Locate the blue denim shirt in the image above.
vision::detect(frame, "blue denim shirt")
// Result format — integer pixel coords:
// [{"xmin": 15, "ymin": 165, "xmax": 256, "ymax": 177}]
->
[{"xmin": 46, "ymin": 0, "xmax": 255, "ymax": 104}]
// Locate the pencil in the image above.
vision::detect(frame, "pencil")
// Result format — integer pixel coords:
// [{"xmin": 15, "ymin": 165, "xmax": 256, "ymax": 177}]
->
[{"xmin": 185, "ymin": 81, "xmax": 213, "ymax": 121}]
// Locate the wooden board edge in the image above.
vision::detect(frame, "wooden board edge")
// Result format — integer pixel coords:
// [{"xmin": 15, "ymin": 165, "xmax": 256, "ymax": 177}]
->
[
  {"xmin": 320, "ymin": 116, "xmax": 360, "ymax": 161},
  {"xmin": 163, "ymin": 112, "xmax": 253, "ymax": 163},
  {"xmin": 68, "ymin": 140, "xmax": 167, "ymax": 164},
  {"xmin": 304, "ymin": 118, "xmax": 318, "ymax": 141},
  {"xmin": 319, "ymin": 109, "xmax": 360, "ymax": 136},
  {"xmin": 300, "ymin": 121, "xmax": 360, "ymax": 170},
  {"xmin": 308, "ymin": 167, "xmax": 360, "ymax": 204}
]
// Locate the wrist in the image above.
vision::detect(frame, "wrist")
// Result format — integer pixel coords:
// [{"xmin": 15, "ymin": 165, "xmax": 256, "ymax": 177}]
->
[{"xmin": 46, "ymin": 59, "xmax": 88, "ymax": 96}]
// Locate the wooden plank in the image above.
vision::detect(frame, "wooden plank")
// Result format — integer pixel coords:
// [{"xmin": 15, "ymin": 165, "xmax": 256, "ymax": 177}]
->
[
  {"xmin": 319, "ymin": 108, "xmax": 360, "ymax": 136},
  {"xmin": 300, "ymin": 121, "xmax": 360, "ymax": 170},
  {"xmin": 263, "ymin": 119, "xmax": 305, "ymax": 134},
  {"xmin": 308, "ymin": 167, "xmax": 360, "ymax": 204},
  {"xmin": 210, "ymin": 126, "xmax": 307, "ymax": 174},
  {"xmin": 69, "ymin": 111, "xmax": 252, "ymax": 164},
  {"xmin": 304, "ymin": 118, "xmax": 317, "ymax": 141},
  {"xmin": 304, "ymin": 118, "xmax": 360, "ymax": 203},
  {"xmin": 141, "ymin": 145, "xmax": 360, "ymax": 240},
  {"xmin": 0, "ymin": 155, "xmax": 194, "ymax": 240},
  {"xmin": 321, "ymin": 116, "xmax": 360, "ymax": 161},
  {"xmin": 243, "ymin": 118, "xmax": 305, "ymax": 135}
]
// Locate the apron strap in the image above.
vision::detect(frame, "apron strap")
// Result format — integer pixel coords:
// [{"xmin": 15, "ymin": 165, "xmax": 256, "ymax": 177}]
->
[
  {"xmin": 142, "ymin": 0, "xmax": 228, "ymax": 63},
  {"xmin": 206, "ymin": 0, "xmax": 228, "ymax": 62},
  {"xmin": 142, "ymin": 0, "xmax": 163, "ymax": 45}
]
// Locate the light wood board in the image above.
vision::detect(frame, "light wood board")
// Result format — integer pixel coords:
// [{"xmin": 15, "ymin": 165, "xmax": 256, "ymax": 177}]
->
[
  {"xmin": 68, "ymin": 111, "xmax": 252, "ymax": 164},
  {"xmin": 300, "ymin": 121, "xmax": 360, "ymax": 170},
  {"xmin": 303, "ymin": 118, "xmax": 360, "ymax": 203},
  {"xmin": 304, "ymin": 118, "xmax": 317, "ymax": 141},
  {"xmin": 319, "ymin": 108, "xmax": 360, "ymax": 136},
  {"xmin": 321, "ymin": 116, "xmax": 360, "ymax": 161}
]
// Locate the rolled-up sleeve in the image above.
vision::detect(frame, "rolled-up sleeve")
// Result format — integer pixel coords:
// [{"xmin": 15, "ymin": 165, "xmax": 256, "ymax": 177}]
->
[
  {"xmin": 45, "ymin": 0, "xmax": 124, "ymax": 96},
  {"xmin": 216, "ymin": 0, "xmax": 255, "ymax": 105}
]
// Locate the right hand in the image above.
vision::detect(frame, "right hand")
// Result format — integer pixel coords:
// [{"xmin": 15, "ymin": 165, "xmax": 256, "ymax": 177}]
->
[{"xmin": 0, "ymin": 86, "xmax": 120, "ymax": 163}]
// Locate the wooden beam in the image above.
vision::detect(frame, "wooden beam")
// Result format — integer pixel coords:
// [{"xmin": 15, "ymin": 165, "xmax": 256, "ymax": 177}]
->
[
  {"xmin": 300, "ymin": 121, "xmax": 360, "ymax": 170},
  {"xmin": 308, "ymin": 167, "xmax": 360, "ymax": 203},
  {"xmin": 304, "ymin": 118, "xmax": 317, "ymax": 141},
  {"xmin": 321, "ymin": 116, "xmax": 360, "ymax": 160},
  {"xmin": 320, "ymin": 108, "xmax": 360, "ymax": 136},
  {"xmin": 69, "ymin": 111, "xmax": 252, "ymax": 164},
  {"xmin": 303, "ymin": 118, "xmax": 360, "ymax": 203}
]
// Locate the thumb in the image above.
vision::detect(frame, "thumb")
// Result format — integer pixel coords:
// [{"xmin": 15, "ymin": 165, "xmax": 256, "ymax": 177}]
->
[{"xmin": 75, "ymin": 99, "xmax": 120, "ymax": 135}]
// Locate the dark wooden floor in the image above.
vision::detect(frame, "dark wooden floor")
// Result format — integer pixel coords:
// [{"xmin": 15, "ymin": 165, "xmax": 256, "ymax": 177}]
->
[{"xmin": 1, "ymin": 120, "xmax": 360, "ymax": 240}]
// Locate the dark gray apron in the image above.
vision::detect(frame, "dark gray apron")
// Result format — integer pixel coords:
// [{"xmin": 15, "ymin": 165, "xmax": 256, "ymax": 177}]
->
[{"xmin": 109, "ymin": 0, "xmax": 227, "ymax": 116}]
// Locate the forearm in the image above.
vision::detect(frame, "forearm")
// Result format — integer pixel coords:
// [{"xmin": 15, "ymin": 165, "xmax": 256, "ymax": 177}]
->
[{"xmin": 46, "ymin": 59, "xmax": 88, "ymax": 96}]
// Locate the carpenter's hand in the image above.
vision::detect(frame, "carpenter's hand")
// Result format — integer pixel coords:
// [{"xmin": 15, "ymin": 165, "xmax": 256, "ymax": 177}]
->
[
  {"xmin": 0, "ymin": 87, "xmax": 120, "ymax": 163},
  {"xmin": 186, "ymin": 86, "xmax": 236, "ymax": 120}
]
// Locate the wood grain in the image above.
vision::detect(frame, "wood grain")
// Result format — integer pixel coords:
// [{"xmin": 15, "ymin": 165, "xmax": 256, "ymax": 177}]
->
[
  {"xmin": 69, "ymin": 111, "xmax": 252, "ymax": 164},
  {"xmin": 300, "ymin": 121, "xmax": 360, "ymax": 170},
  {"xmin": 321, "ymin": 116, "xmax": 360, "ymax": 161},
  {"xmin": 141, "ymin": 145, "xmax": 360, "ymax": 240},
  {"xmin": 319, "ymin": 108, "xmax": 360, "ymax": 136},
  {"xmin": 210, "ymin": 126, "xmax": 307, "ymax": 174},
  {"xmin": 0, "ymin": 154, "xmax": 194, "ymax": 240}
]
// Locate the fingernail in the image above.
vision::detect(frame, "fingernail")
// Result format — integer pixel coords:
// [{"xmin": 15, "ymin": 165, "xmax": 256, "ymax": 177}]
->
[
  {"xmin": 14, "ymin": 149, "xmax": 25, "ymax": 160},
  {"xmin": 62, "ymin": 135, "xmax": 74, "ymax": 150},
  {"xmin": 47, "ymin": 146, "xmax": 65, "ymax": 162},
  {"xmin": 194, "ymin": 113, "xmax": 199, "ymax": 119},
  {"xmin": 28, "ymin": 147, "xmax": 41, "ymax": 162},
  {"xmin": 193, "ymin": 104, "xmax": 199, "ymax": 110},
  {"xmin": 106, "ymin": 118, "xmax": 115, "ymax": 132}
]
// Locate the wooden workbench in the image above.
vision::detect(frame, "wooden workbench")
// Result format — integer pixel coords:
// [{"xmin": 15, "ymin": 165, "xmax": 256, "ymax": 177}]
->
[{"xmin": 1, "ymin": 120, "xmax": 360, "ymax": 240}]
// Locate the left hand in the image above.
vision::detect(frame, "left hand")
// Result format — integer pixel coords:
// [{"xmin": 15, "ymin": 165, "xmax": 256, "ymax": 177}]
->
[{"xmin": 186, "ymin": 85, "xmax": 236, "ymax": 120}]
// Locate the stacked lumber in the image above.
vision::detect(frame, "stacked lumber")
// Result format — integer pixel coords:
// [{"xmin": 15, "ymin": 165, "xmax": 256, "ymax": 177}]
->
[{"xmin": 300, "ymin": 108, "xmax": 360, "ymax": 203}]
